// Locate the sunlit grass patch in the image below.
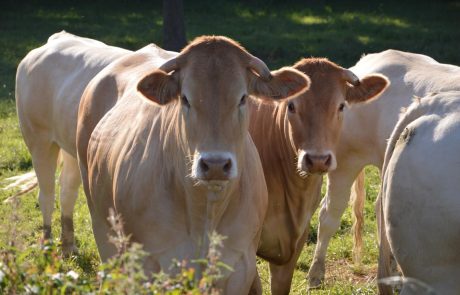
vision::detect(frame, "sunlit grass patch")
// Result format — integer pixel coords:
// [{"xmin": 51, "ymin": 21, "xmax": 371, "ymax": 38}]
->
[
  {"xmin": 339, "ymin": 12, "xmax": 411, "ymax": 28},
  {"xmin": 357, "ymin": 35, "xmax": 371, "ymax": 45},
  {"xmin": 36, "ymin": 8, "xmax": 84, "ymax": 21},
  {"xmin": 290, "ymin": 13, "xmax": 328, "ymax": 25},
  {"xmin": 235, "ymin": 7, "xmax": 268, "ymax": 19}
]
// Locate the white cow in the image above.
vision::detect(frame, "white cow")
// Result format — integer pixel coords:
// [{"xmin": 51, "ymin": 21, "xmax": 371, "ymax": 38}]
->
[
  {"xmin": 379, "ymin": 91, "xmax": 460, "ymax": 295},
  {"xmin": 308, "ymin": 49, "xmax": 460, "ymax": 287},
  {"xmin": 15, "ymin": 31, "xmax": 134, "ymax": 255}
]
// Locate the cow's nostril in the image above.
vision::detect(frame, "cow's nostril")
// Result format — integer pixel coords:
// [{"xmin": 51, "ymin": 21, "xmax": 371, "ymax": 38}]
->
[
  {"xmin": 305, "ymin": 155, "xmax": 313, "ymax": 167},
  {"xmin": 223, "ymin": 160, "xmax": 232, "ymax": 173},
  {"xmin": 200, "ymin": 159, "xmax": 209, "ymax": 172},
  {"xmin": 325, "ymin": 155, "xmax": 331, "ymax": 166}
]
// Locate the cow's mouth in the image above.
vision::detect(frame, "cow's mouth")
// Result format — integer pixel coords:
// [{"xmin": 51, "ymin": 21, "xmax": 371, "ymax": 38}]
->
[
  {"xmin": 194, "ymin": 179, "xmax": 229, "ymax": 193},
  {"xmin": 206, "ymin": 180, "xmax": 228, "ymax": 192}
]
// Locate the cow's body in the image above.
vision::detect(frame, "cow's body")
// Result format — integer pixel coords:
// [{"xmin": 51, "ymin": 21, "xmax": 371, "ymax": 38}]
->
[
  {"xmin": 308, "ymin": 50, "xmax": 460, "ymax": 287},
  {"xmin": 380, "ymin": 91, "xmax": 460, "ymax": 295},
  {"xmin": 15, "ymin": 31, "xmax": 131, "ymax": 254},
  {"xmin": 76, "ymin": 36, "xmax": 310, "ymax": 293},
  {"xmin": 249, "ymin": 58, "xmax": 389, "ymax": 294}
]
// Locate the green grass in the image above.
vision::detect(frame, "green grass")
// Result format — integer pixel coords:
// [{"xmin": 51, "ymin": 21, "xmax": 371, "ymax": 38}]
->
[
  {"xmin": 0, "ymin": 100, "xmax": 32, "ymax": 175},
  {"xmin": 1, "ymin": 0, "xmax": 459, "ymax": 293}
]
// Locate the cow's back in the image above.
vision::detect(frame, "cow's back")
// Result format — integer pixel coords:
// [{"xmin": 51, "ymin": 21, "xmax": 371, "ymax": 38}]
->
[
  {"xmin": 383, "ymin": 91, "xmax": 460, "ymax": 294},
  {"xmin": 341, "ymin": 49, "xmax": 460, "ymax": 166},
  {"xmin": 77, "ymin": 45, "xmax": 179, "ymax": 181},
  {"xmin": 16, "ymin": 31, "xmax": 131, "ymax": 156}
]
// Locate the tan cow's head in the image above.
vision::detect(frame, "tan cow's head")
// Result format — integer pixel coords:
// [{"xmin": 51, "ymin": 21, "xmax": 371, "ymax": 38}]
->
[
  {"xmin": 286, "ymin": 58, "xmax": 389, "ymax": 175},
  {"xmin": 137, "ymin": 36, "xmax": 310, "ymax": 189}
]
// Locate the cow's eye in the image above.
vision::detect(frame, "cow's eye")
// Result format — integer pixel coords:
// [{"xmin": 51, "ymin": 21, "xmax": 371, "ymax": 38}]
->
[
  {"xmin": 239, "ymin": 94, "xmax": 247, "ymax": 106},
  {"xmin": 288, "ymin": 102, "xmax": 296, "ymax": 113},
  {"xmin": 338, "ymin": 103, "xmax": 345, "ymax": 112},
  {"xmin": 181, "ymin": 95, "xmax": 190, "ymax": 108}
]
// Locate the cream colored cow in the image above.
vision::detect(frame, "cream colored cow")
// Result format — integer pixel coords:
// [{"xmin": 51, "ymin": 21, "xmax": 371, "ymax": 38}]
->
[
  {"xmin": 76, "ymin": 36, "xmax": 310, "ymax": 294},
  {"xmin": 15, "ymin": 31, "xmax": 131, "ymax": 255},
  {"xmin": 308, "ymin": 50, "xmax": 460, "ymax": 288},
  {"xmin": 379, "ymin": 91, "xmax": 460, "ymax": 295}
]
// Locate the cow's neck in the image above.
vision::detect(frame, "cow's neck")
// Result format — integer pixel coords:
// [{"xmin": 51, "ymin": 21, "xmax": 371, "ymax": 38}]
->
[
  {"xmin": 250, "ymin": 101, "xmax": 322, "ymax": 260},
  {"xmin": 161, "ymin": 104, "xmax": 238, "ymax": 258},
  {"xmin": 189, "ymin": 187, "xmax": 233, "ymax": 230},
  {"xmin": 273, "ymin": 105, "xmax": 322, "ymax": 227}
]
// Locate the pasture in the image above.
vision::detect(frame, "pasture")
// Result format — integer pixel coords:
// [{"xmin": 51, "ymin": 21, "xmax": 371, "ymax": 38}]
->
[{"xmin": 1, "ymin": 0, "xmax": 459, "ymax": 293}]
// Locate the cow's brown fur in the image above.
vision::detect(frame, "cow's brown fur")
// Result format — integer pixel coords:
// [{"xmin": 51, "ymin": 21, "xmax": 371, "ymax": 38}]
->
[{"xmin": 249, "ymin": 57, "xmax": 389, "ymax": 294}]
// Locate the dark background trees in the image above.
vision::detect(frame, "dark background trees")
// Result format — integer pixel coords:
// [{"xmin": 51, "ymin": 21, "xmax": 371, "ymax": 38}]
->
[{"xmin": 162, "ymin": 0, "xmax": 187, "ymax": 51}]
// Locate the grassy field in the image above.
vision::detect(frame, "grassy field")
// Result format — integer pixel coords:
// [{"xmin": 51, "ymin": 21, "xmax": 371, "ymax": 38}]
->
[{"xmin": 1, "ymin": 0, "xmax": 459, "ymax": 293}]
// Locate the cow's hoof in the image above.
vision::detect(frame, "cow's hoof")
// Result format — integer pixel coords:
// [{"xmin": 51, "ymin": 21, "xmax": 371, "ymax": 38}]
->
[
  {"xmin": 307, "ymin": 262, "xmax": 325, "ymax": 289},
  {"xmin": 307, "ymin": 276, "xmax": 323, "ymax": 289}
]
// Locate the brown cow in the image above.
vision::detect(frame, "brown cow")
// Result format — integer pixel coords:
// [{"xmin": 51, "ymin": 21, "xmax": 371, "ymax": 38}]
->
[
  {"xmin": 249, "ymin": 58, "xmax": 389, "ymax": 294},
  {"xmin": 76, "ymin": 36, "xmax": 310, "ymax": 294}
]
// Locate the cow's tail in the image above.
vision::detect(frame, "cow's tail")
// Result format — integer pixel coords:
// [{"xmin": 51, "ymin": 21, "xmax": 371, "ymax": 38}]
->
[
  {"xmin": 3, "ymin": 151, "xmax": 63, "ymax": 203},
  {"xmin": 351, "ymin": 169, "xmax": 365, "ymax": 264},
  {"xmin": 2, "ymin": 171, "xmax": 38, "ymax": 203},
  {"xmin": 377, "ymin": 96, "xmax": 432, "ymax": 294}
]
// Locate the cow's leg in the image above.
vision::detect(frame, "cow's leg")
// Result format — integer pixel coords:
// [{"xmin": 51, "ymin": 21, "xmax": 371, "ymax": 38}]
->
[
  {"xmin": 87, "ymin": 204, "xmax": 118, "ymax": 261},
  {"xmin": 58, "ymin": 151, "xmax": 81, "ymax": 256},
  {"xmin": 308, "ymin": 160, "xmax": 365, "ymax": 288},
  {"xmin": 248, "ymin": 267, "xmax": 262, "ymax": 295},
  {"xmin": 32, "ymin": 143, "xmax": 60, "ymax": 241},
  {"xmin": 223, "ymin": 250, "xmax": 259, "ymax": 295},
  {"xmin": 269, "ymin": 229, "xmax": 309, "ymax": 295},
  {"xmin": 92, "ymin": 217, "xmax": 117, "ymax": 261},
  {"xmin": 78, "ymin": 164, "xmax": 117, "ymax": 261}
]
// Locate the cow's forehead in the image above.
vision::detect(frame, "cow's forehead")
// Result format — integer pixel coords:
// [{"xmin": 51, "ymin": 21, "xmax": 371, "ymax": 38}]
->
[
  {"xmin": 180, "ymin": 54, "xmax": 247, "ymax": 99},
  {"xmin": 293, "ymin": 57, "xmax": 342, "ymax": 75},
  {"xmin": 290, "ymin": 59, "xmax": 345, "ymax": 104},
  {"xmin": 181, "ymin": 35, "xmax": 247, "ymax": 57},
  {"xmin": 186, "ymin": 51, "xmax": 243, "ymax": 75},
  {"xmin": 310, "ymin": 74, "xmax": 344, "ymax": 98},
  {"xmin": 180, "ymin": 36, "xmax": 248, "ymax": 79}
]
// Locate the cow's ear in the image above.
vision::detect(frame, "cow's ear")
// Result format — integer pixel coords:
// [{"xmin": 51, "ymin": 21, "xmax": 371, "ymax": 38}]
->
[
  {"xmin": 248, "ymin": 67, "xmax": 310, "ymax": 101},
  {"xmin": 346, "ymin": 74, "xmax": 389, "ymax": 104},
  {"xmin": 137, "ymin": 70, "xmax": 179, "ymax": 105}
]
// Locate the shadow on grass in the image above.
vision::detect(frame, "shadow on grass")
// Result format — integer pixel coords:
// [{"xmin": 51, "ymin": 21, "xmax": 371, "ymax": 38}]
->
[
  {"xmin": 186, "ymin": 0, "xmax": 459, "ymax": 68},
  {"xmin": 1, "ymin": 0, "xmax": 459, "ymax": 99}
]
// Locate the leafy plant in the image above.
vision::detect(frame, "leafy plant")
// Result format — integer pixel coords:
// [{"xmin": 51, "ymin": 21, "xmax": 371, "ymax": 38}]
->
[{"xmin": 0, "ymin": 206, "xmax": 231, "ymax": 294}]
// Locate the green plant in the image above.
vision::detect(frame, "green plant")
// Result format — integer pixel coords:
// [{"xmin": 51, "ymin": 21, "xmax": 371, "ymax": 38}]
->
[{"xmin": 0, "ymin": 205, "xmax": 232, "ymax": 294}]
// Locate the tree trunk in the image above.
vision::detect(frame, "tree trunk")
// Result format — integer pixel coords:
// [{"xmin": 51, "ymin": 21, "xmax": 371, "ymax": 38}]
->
[{"xmin": 163, "ymin": 0, "xmax": 187, "ymax": 51}]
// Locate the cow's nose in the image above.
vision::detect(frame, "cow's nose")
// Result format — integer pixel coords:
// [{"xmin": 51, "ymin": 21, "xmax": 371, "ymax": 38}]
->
[
  {"xmin": 304, "ymin": 153, "xmax": 332, "ymax": 174},
  {"xmin": 198, "ymin": 156, "xmax": 233, "ymax": 181}
]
